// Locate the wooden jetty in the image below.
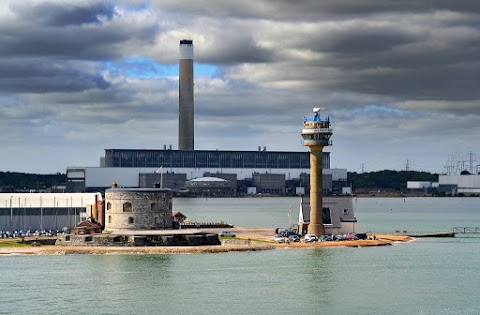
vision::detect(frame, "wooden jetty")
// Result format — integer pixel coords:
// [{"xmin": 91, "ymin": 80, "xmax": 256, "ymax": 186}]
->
[
  {"xmin": 408, "ymin": 227, "xmax": 480, "ymax": 238},
  {"xmin": 407, "ymin": 231, "xmax": 455, "ymax": 238}
]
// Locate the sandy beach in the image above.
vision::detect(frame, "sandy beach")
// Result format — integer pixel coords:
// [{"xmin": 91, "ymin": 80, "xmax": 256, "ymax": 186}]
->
[{"xmin": 0, "ymin": 228, "xmax": 412, "ymax": 255}]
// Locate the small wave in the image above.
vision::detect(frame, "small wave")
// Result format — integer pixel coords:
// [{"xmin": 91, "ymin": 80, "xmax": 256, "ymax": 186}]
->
[{"xmin": 0, "ymin": 252, "xmax": 36, "ymax": 256}]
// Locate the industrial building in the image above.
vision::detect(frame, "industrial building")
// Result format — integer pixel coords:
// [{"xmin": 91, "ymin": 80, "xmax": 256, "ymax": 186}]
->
[
  {"xmin": 65, "ymin": 39, "xmax": 349, "ymax": 196},
  {"xmin": 0, "ymin": 193, "xmax": 102, "ymax": 232},
  {"xmin": 407, "ymin": 174, "xmax": 480, "ymax": 195},
  {"xmin": 66, "ymin": 151, "xmax": 347, "ymax": 195},
  {"xmin": 104, "ymin": 148, "xmax": 325, "ymax": 168},
  {"xmin": 438, "ymin": 174, "xmax": 480, "ymax": 195},
  {"xmin": 185, "ymin": 177, "xmax": 236, "ymax": 196}
]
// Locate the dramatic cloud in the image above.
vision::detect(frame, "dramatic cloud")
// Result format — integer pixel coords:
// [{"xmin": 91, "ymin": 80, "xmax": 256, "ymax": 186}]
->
[{"xmin": 0, "ymin": 0, "xmax": 479, "ymax": 173}]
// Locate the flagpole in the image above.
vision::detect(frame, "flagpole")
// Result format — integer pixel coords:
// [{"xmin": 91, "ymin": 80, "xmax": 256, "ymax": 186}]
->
[
  {"xmin": 155, "ymin": 166, "xmax": 164, "ymax": 188},
  {"xmin": 288, "ymin": 206, "xmax": 292, "ymax": 229},
  {"xmin": 160, "ymin": 166, "xmax": 163, "ymax": 189}
]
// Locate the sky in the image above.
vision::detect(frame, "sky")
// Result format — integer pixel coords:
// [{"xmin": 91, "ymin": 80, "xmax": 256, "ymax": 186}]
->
[{"xmin": 1, "ymin": 0, "xmax": 479, "ymax": 174}]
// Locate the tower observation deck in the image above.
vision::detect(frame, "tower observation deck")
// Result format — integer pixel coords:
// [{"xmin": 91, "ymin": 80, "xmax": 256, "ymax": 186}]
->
[
  {"xmin": 301, "ymin": 108, "xmax": 332, "ymax": 147},
  {"xmin": 301, "ymin": 108, "xmax": 332, "ymax": 236}
]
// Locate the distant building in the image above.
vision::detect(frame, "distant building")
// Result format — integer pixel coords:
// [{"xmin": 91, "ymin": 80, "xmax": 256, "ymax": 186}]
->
[
  {"xmin": 252, "ymin": 173, "xmax": 286, "ymax": 195},
  {"xmin": 438, "ymin": 174, "xmax": 480, "ymax": 195},
  {"xmin": 0, "ymin": 193, "xmax": 102, "ymax": 232},
  {"xmin": 104, "ymin": 149, "xmax": 324, "ymax": 169},
  {"xmin": 407, "ymin": 181, "xmax": 433, "ymax": 189},
  {"xmin": 185, "ymin": 177, "xmax": 236, "ymax": 196},
  {"xmin": 139, "ymin": 172, "xmax": 187, "ymax": 190},
  {"xmin": 66, "ymin": 149, "xmax": 349, "ymax": 195},
  {"xmin": 73, "ymin": 219, "xmax": 102, "ymax": 235},
  {"xmin": 203, "ymin": 172, "xmax": 237, "ymax": 193}
]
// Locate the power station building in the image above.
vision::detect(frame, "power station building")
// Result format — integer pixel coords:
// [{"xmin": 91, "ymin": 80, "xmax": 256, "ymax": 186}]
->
[
  {"xmin": 66, "ymin": 149, "xmax": 347, "ymax": 195},
  {"xmin": 65, "ymin": 39, "xmax": 349, "ymax": 195}
]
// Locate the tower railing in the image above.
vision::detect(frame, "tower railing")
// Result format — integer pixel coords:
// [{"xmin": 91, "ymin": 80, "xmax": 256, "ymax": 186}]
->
[
  {"xmin": 301, "ymin": 128, "xmax": 333, "ymax": 133},
  {"xmin": 301, "ymin": 140, "xmax": 333, "ymax": 146}
]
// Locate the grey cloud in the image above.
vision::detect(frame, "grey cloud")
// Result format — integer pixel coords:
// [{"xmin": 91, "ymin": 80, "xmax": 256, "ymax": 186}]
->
[
  {"xmin": 1, "ymin": 2, "xmax": 158, "ymax": 60},
  {"xmin": 12, "ymin": 2, "xmax": 116, "ymax": 26},
  {"xmin": 314, "ymin": 27, "xmax": 415, "ymax": 54},
  {"xmin": 152, "ymin": 0, "xmax": 480, "ymax": 20},
  {"xmin": 200, "ymin": 37, "xmax": 272, "ymax": 64},
  {"xmin": 225, "ymin": 13, "xmax": 480, "ymax": 101},
  {"xmin": 0, "ymin": 59, "xmax": 109, "ymax": 93},
  {"xmin": 15, "ymin": 77, "xmax": 179, "ymax": 126},
  {"xmin": 341, "ymin": 64, "xmax": 480, "ymax": 101}
]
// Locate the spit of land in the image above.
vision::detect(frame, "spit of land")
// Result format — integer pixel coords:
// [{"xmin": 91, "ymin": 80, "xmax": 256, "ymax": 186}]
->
[{"xmin": 0, "ymin": 227, "xmax": 412, "ymax": 255}]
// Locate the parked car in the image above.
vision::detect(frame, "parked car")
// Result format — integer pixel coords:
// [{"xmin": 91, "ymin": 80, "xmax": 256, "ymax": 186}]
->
[
  {"xmin": 352, "ymin": 233, "xmax": 367, "ymax": 240},
  {"xmin": 324, "ymin": 235, "xmax": 334, "ymax": 241},
  {"xmin": 219, "ymin": 231, "xmax": 236, "ymax": 237},
  {"xmin": 275, "ymin": 228, "xmax": 288, "ymax": 235},
  {"xmin": 304, "ymin": 234, "xmax": 318, "ymax": 243},
  {"xmin": 343, "ymin": 234, "xmax": 359, "ymax": 241},
  {"xmin": 288, "ymin": 235, "xmax": 301, "ymax": 242},
  {"xmin": 274, "ymin": 234, "xmax": 286, "ymax": 243},
  {"xmin": 285, "ymin": 231, "xmax": 301, "ymax": 238}
]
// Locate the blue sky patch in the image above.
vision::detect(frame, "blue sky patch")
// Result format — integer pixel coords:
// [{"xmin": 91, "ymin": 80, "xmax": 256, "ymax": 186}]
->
[
  {"xmin": 104, "ymin": 57, "xmax": 219, "ymax": 78},
  {"xmin": 352, "ymin": 104, "xmax": 412, "ymax": 119}
]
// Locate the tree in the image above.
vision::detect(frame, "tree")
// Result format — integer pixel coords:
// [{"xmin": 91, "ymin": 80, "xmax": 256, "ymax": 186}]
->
[{"xmin": 348, "ymin": 170, "xmax": 438, "ymax": 191}]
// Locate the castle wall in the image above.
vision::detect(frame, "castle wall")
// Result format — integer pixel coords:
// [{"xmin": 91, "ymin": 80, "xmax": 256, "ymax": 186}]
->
[{"xmin": 105, "ymin": 188, "xmax": 173, "ymax": 231}]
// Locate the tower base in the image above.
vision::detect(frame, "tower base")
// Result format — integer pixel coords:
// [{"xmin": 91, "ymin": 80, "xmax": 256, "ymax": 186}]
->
[{"xmin": 307, "ymin": 223, "xmax": 325, "ymax": 236}]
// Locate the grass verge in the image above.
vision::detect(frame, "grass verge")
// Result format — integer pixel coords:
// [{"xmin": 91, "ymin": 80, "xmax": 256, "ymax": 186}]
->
[{"xmin": 0, "ymin": 240, "xmax": 30, "ymax": 247}]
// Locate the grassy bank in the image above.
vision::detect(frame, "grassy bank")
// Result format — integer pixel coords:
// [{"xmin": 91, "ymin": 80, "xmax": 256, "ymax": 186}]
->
[{"xmin": 0, "ymin": 239, "xmax": 30, "ymax": 247}]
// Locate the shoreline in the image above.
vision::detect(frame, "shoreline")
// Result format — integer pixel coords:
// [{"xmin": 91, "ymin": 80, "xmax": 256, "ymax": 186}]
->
[{"xmin": 0, "ymin": 228, "xmax": 412, "ymax": 255}]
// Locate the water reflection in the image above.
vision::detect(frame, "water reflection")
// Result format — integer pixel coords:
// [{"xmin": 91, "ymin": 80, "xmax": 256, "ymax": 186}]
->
[
  {"xmin": 91, "ymin": 255, "xmax": 174, "ymax": 309},
  {"xmin": 294, "ymin": 249, "xmax": 336, "ymax": 308}
]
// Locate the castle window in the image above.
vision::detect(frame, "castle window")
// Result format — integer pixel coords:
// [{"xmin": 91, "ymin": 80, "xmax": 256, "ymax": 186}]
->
[
  {"xmin": 123, "ymin": 202, "xmax": 132, "ymax": 212},
  {"xmin": 151, "ymin": 203, "xmax": 156, "ymax": 211},
  {"xmin": 107, "ymin": 202, "xmax": 112, "ymax": 211},
  {"xmin": 344, "ymin": 209, "xmax": 349, "ymax": 215},
  {"xmin": 128, "ymin": 217, "xmax": 134, "ymax": 224},
  {"xmin": 108, "ymin": 216, "xmax": 112, "ymax": 224}
]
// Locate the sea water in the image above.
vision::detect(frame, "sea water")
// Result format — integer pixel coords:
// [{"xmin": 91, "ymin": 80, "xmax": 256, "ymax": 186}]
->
[{"xmin": 1, "ymin": 197, "xmax": 479, "ymax": 314}]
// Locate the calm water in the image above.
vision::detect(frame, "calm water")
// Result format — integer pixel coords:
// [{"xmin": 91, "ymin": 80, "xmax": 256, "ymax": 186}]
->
[{"xmin": 1, "ymin": 197, "xmax": 480, "ymax": 315}]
